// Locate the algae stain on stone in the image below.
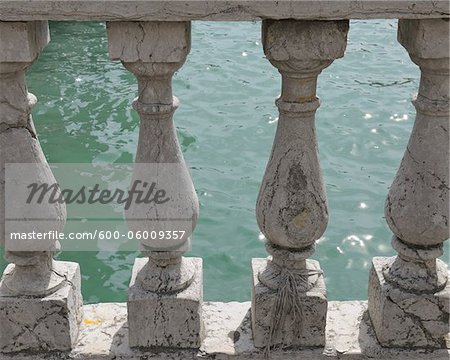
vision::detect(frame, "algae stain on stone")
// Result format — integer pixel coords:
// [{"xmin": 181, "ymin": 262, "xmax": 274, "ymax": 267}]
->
[{"xmin": 292, "ymin": 208, "xmax": 310, "ymax": 228}]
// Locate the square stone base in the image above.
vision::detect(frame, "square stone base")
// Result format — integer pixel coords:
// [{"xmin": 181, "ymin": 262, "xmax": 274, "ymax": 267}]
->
[
  {"xmin": 368, "ymin": 256, "xmax": 449, "ymax": 348},
  {"xmin": 251, "ymin": 258, "xmax": 327, "ymax": 348},
  {"xmin": 128, "ymin": 257, "xmax": 203, "ymax": 348},
  {"xmin": 0, "ymin": 261, "xmax": 83, "ymax": 353}
]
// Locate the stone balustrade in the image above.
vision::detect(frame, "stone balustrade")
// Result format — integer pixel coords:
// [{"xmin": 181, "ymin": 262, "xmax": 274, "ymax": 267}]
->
[{"xmin": 0, "ymin": 1, "xmax": 449, "ymax": 359}]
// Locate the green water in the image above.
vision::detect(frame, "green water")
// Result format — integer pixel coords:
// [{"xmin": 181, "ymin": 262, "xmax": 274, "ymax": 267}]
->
[{"xmin": 1, "ymin": 20, "xmax": 448, "ymax": 303}]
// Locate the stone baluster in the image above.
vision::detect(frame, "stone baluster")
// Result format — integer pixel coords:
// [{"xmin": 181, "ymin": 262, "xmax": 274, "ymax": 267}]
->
[
  {"xmin": 0, "ymin": 21, "xmax": 82, "ymax": 353},
  {"xmin": 107, "ymin": 21, "xmax": 203, "ymax": 348},
  {"xmin": 368, "ymin": 19, "xmax": 449, "ymax": 348},
  {"xmin": 252, "ymin": 20, "xmax": 348, "ymax": 349}
]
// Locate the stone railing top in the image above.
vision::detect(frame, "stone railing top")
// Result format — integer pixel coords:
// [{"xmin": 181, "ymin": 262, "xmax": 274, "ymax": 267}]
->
[{"xmin": 0, "ymin": 0, "xmax": 449, "ymax": 21}]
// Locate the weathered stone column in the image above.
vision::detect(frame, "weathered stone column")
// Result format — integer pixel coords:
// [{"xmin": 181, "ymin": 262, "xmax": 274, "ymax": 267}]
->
[
  {"xmin": 0, "ymin": 21, "xmax": 82, "ymax": 353},
  {"xmin": 368, "ymin": 19, "xmax": 449, "ymax": 348},
  {"xmin": 107, "ymin": 21, "xmax": 203, "ymax": 348},
  {"xmin": 252, "ymin": 20, "xmax": 348, "ymax": 349}
]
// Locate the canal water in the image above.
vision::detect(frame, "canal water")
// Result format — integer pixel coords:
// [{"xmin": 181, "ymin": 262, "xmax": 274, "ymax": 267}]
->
[{"xmin": 1, "ymin": 20, "xmax": 448, "ymax": 303}]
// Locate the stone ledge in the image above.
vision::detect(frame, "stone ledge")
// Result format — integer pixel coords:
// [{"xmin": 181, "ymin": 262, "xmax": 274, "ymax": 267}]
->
[
  {"xmin": 0, "ymin": 1, "xmax": 449, "ymax": 21},
  {"xmin": 1, "ymin": 300, "xmax": 448, "ymax": 359}
]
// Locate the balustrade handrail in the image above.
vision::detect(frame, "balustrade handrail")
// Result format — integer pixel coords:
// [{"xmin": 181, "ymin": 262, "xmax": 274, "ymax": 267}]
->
[{"xmin": 0, "ymin": 0, "xmax": 449, "ymax": 21}]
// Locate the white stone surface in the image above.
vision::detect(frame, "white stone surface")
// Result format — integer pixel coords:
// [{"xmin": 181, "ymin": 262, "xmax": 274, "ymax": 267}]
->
[
  {"xmin": 251, "ymin": 258, "xmax": 327, "ymax": 348},
  {"xmin": 386, "ymin": 19, "xmax": 449, "ymax": 248},
  {"xmin": 0, "ymin": 300, "xmax": 448, "ymax": 359},
  {"xmin": 0, "ymin": 1, "xmax": 448, "ymax": 21},
  {"xmin": 398, "ymin": 18, "xmax": 450, "ymax": 59},
  {"xmin": 127, "ymin": 257, "xmax": 204, "ymax": 348},
  {"xmin": 263, "ymin": 19, "xmax": 348, "ymax": 63},
  {"xmin": 0, "ymin": 18, "xmax": 70, "ymax": 319},
  {"xmin": 0, "ymin": 21, "xmax": 64, "ymax": 255},
  {"xmin": 368, "ymin": 257, "xmax": 449, "ymax": 348},
  {"xmin": 107, "ymin": 21, "xmax": 190, "ymax": 63},
  {"xmin": 107, "ymin": 21, "xmax": 203, "ymax": 349},
  {"xmin": 0, "ymin": 261, "xmax": 83, "ymax": 353},
  {"xmin": 0, "ymin": 21, "xmax": 49, "ymax": 62},
  {"xmin": 0, "ymin": 128, "xmax": 53, "ymax": 247},
  {"xmin": 107, "ymin": 21, "xmax": 198, "ymax": 258},
  {"xmin": 256, "ymin": 20, "xmax": 348, "ymax": 250},
  {"xmin": 368, "ymin": 19, "xmax": 449, "ymax": 349},
  {"xmin": 252, "ymin": 19, "xmax": 348, "ymax": 351}
]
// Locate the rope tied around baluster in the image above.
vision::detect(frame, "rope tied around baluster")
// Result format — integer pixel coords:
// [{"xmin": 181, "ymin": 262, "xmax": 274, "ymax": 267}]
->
[{"xmin": 264, "ymin": 266, "xmax": 323, "ymax": 359}]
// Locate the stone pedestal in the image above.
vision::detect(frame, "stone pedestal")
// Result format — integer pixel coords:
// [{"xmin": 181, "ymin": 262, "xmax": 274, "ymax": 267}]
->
[
  {"xmin": 0, "ymin": 261, "xmax": 83, "ymax": 353},
  {"xmin": 369, "ymin": 257, "xmax": 449, "ymax": 348},
  {"xmin": 251, "ymin": 258, "xmax": 327, "ymax": 348},
  {"xmin": 127, "ymin": 257, "xmax": 203, "ymax": 348}
]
